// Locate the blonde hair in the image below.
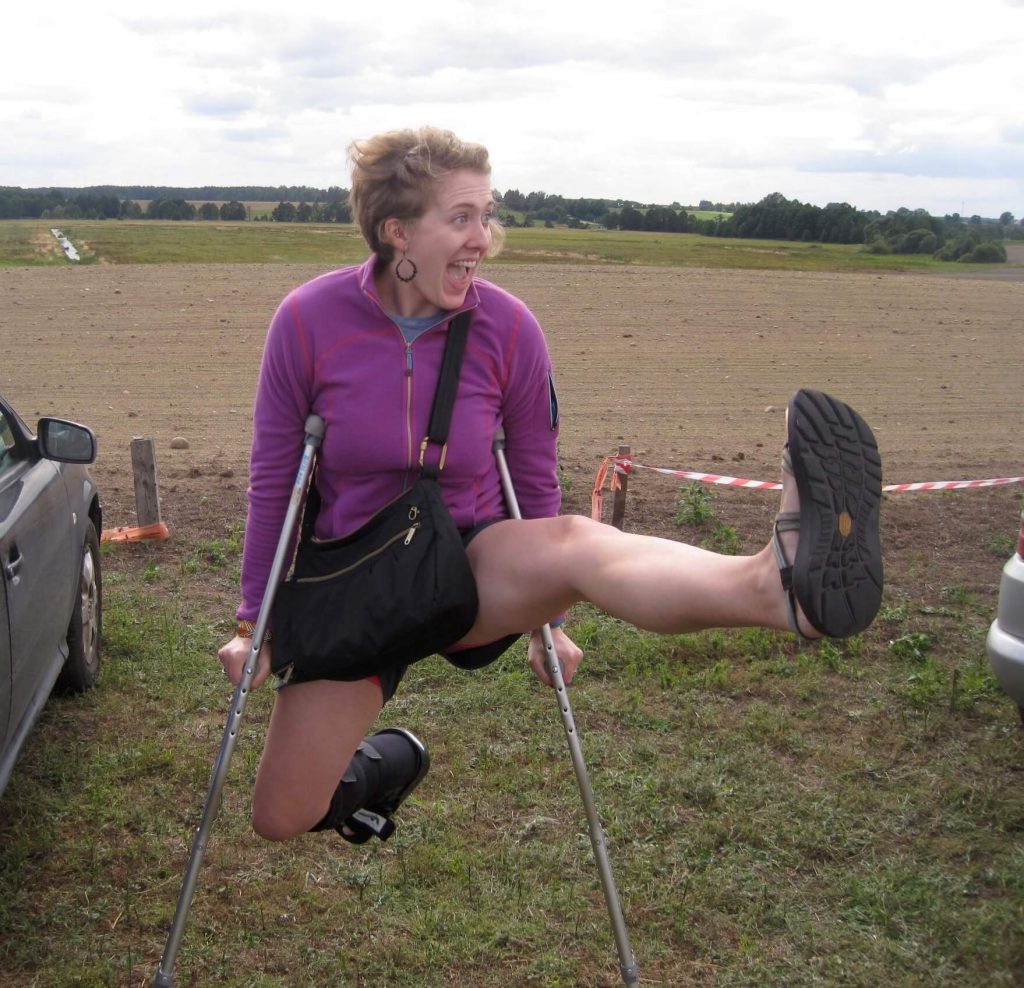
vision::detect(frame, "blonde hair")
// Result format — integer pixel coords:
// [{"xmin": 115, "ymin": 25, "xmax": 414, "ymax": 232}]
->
[{"xmin": 348, "ymin": 126, "xmax": 505, "ymax": 262}]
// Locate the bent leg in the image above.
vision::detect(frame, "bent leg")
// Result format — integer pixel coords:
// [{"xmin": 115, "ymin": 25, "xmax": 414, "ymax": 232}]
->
[{"xmin": 251, "ymin": 678, "xmax": 383, "ymax": 840}]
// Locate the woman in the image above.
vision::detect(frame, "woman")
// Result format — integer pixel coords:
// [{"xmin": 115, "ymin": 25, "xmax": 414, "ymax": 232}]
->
[{"xmin": 219, "ymin": 127, "xmax": 883, "ymax": 844}]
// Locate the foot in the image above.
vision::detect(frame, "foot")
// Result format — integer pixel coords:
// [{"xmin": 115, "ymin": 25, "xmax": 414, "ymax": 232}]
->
[
  {"xmin": 772, "ymin": 389, "xmax": 884, "ymax": 639},
  {"xmin": 341, "ymin": 728, "xmax": 431, "ymax": 844}
]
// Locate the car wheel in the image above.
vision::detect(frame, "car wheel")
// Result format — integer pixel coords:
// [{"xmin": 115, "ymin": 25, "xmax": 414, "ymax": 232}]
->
[{"xmin": 57, "ymin": 519, "xmax": 102, "ymax": 693}]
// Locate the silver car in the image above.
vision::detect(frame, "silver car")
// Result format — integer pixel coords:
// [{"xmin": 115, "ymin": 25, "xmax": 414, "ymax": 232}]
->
[
  {"xmin": 988, "ymin": 509, "xmax": 1024, "ymax": 724},
  {"xmin": 0, "ymin": 394, "xmax": 102, "ymax": 797}
]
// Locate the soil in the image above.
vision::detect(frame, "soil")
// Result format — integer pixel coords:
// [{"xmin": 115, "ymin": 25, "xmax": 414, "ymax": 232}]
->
[{"xmin": 1, "ymin": 259, "xmax": 1021, "ymax": 615}]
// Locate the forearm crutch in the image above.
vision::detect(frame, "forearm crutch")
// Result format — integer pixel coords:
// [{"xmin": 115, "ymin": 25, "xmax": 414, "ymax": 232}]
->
[
  {"xmin": 493, "ymin": 429, "xmax": 640, "ymax": 988},
  {"xmin": 152, "ymin": 414, "xmax": 325, "ymax": 988}
]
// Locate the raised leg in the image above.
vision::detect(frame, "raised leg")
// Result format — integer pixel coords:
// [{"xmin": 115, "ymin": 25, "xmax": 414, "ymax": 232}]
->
[{"xmin": 458, "ymin": 389, "xmax": 882, "ymax": 648}]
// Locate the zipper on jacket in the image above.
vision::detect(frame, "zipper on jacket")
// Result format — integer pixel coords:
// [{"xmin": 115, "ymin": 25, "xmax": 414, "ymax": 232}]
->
[
  {"xmin": 404, "ymin": 343, "xmax": 415, "ymax": 470},
  {"xmin": 296, "ymin": 524, "xmax": 420, "ymax": 583}
]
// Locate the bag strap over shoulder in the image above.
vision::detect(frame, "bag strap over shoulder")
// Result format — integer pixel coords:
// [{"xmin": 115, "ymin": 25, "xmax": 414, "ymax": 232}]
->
[
  {"xmin": 302, "ymin": 309, "xmax": 471, "ymax": 541},
  {"xmin": 419, "ymin": 309, "xmax": 471, "ymax": 477}
]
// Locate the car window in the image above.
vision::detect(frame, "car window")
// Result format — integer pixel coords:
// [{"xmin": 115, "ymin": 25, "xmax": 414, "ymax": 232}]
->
[{"xmin": 0, "ymin": 408, "xmax": 24, "ymax": 480}]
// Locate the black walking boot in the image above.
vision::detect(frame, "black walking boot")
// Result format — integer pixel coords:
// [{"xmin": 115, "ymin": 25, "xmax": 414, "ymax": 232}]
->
[{"xmin": 310, "ymin": 728, "xmax": 430, "ymax": 843}]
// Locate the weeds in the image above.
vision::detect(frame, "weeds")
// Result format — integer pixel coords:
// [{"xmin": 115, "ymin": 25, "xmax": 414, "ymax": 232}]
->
[
  {"xmin": 701, "ymin": 523, "xmax": 742, "ymax": 555},
  {"xmin": 889, "ymin": 632, "xmax": 931, "ymax": 662},
  {"xmin": 675, "ymin": 483, "xmax": 743, "ymax": 554},
  {"xmin": 879, "ymin": 602, "xmax": 909, "ymax": 625},
  {"xmin": 0, "ymin": 552, "xmax": 1020, "ymax": 987},
  {"xmin": 985, "ymin": 531, "xmax": 1016, "ymax": 558},
  {"xmin": 676, "ymin": 482, "xmax": 715, "ymax": 526}
]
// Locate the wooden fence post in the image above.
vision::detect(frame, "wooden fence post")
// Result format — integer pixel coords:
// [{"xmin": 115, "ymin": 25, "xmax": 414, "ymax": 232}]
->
[
  {"xmin": 610, "ymin": 444, "xmax": 630, "ymax": 531},
  {"xmin": 130, "ymin": 437, "xmax": 162, "ymax": 527}
]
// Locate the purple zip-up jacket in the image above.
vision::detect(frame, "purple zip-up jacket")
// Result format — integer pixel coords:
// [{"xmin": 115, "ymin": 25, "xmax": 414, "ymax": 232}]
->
[{"xmin": 237, "ymin": 256, "xmax": 561, "ymax": 621}]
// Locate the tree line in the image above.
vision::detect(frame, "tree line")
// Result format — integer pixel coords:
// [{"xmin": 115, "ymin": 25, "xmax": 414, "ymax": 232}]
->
[
  {"xmin": 0, "ymin": 186, "xmax": 351, "ymax": 223},
  {"xmin": 710, "ymin": 192, "xmax": 1020, "ymax": 261},
  {"xmin": 1, "ymin": 185, "xmax": 1019, "ymax": 261},
  {"xmin": 498, "ymin": 189, "xmax": 1020, "ymax": 262}
]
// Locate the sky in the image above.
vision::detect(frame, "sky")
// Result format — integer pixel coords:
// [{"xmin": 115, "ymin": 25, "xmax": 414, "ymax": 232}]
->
[{"xmin": 4, "ymin": 0, "xmax": 1023, "ymax": 219}]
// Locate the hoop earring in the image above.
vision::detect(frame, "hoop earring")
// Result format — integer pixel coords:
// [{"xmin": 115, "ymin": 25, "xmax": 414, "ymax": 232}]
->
[{"xmin": 395, "ymin": 253, "xmax": 418, "ymax": 283}]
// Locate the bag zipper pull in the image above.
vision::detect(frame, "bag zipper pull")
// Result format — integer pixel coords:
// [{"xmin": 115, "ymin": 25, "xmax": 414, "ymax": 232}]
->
[{"xmin": 404, "ymin": 526, "xmax": 417, "ymax": 545}]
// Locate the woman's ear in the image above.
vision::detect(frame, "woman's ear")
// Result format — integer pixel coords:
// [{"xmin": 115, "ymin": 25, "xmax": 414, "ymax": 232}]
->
[{"xmin": 381, "ymin": 217, "xmax": 409, "ymax": 252}]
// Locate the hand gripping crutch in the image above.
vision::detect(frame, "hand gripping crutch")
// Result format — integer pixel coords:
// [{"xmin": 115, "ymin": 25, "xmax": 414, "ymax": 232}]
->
[
  {"xmin": 493, "ymin": 429, "xmax": 640, "ymax": 988},
  {"xmin": 152, "ymin": 414, "xmax": 325, "ymax": 988}
]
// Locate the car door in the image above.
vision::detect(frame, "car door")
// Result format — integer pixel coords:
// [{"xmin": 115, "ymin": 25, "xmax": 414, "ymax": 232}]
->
[
  {"xmin": 0, "ymin": 406, "xmax": 75, "ymax": 747},
  {"xmin": 0, "ymin": 410, "xmax": 16, "ymax": 747},
  {"xmin": 0, "ymin": 576, "xmax": 10, "ymax": 747}
]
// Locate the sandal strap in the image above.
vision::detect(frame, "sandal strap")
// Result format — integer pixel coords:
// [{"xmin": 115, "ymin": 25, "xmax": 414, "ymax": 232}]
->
[
  {"xmin": 772, "ymin": 511, "xmax": 801, "ymax": 585},
  {"xmin": 772, "ymin": 511, "xmax": 815, "ymax": 640}
]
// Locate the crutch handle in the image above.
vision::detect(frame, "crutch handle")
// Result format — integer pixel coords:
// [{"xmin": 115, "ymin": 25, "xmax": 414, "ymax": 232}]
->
[{"xmin": 304, "ymin": 414, "xmax": 325, "ymax": 444}]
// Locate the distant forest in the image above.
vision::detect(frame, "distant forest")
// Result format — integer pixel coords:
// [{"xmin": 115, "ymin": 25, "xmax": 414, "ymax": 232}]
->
[{"xmin": 2, "ymin": 184, "xmax": 1020, "ymax": 262}]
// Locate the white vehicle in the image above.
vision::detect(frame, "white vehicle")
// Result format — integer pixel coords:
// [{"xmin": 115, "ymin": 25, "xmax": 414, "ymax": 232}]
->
[{"xmin": 988, "ymin": 509, "xmax": 1024, "ymax": 724}]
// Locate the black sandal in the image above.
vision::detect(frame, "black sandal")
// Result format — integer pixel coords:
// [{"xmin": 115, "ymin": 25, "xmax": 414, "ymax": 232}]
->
[{"xmin": 775, "ymin": 389, "xmax": 883, "ymax": 639}]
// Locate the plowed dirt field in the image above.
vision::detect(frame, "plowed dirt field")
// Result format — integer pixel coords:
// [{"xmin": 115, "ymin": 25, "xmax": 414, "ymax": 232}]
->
[{"xmin": 2, "ymin": 261, "xmax": 1021, "ymax": 613}]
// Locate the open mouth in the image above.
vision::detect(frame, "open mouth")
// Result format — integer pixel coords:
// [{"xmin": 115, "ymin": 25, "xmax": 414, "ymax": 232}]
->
[{"xmin": 448, "ymin": 259, "xmax": 477, "ymax": 284}]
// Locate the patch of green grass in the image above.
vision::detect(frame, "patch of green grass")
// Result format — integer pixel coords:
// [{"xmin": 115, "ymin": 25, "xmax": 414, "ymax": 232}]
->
[
  {"xmin": 889, "ymin": 632, "xmax": 931, "ymax": 662},
  {"xmin": 0, "ymin": 218, "xmax": 987, "ymax": 273},
  {"xmin": 879, "ymin": 601, "xmax": 909, "ymax": 625},
  {"xmin": 701, "ymin": 522, "xmax": 743, "ymax": 555},
  {"xmin": 1, "ymin": 557, "xmax": 1021, "ymax": 987},
  {"xmin": 985, "ymin": 531, "xmax": 1017, "ymax": 558},
  {"xmin": 0, "ymin": 221, "xmax": 70, "ymax": 267}
]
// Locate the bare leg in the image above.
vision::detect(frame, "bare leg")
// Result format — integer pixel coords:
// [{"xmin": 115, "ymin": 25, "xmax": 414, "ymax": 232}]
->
[
  {"xmin": 251, "ymin": 678, "xmax": 383, "ymax": 840},
  {"xmin": 460, "ymin": 388, "xmax": 882, "ymax": 648},
  {"xmin": 459, "ymin": 516, "xmax": 792, "ymax": 647}
]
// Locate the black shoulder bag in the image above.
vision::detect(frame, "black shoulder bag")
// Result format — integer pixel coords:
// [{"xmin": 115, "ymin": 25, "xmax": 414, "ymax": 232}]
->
[{"xmin": 270, "ymin": 311, "xmax": 479, "ymax": 681}]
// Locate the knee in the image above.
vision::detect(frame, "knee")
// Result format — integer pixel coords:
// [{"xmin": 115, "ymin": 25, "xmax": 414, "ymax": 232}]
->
[
  {"xmin": 549, "ymin": 513, "xmax": 603, "ymax": 545},
  {"xmin": 550, "ymin": 513, "xmax": 616, "ymax": 562},
  {"xmin": 251, "ymin": 795, "xmax": 321, "ymax": 842}
]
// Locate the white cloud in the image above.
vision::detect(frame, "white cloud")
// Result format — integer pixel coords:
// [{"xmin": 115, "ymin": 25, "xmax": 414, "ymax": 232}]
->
[{"xmin": 1, "ymin": 0, "xmax": 1021, "ymax": 215}]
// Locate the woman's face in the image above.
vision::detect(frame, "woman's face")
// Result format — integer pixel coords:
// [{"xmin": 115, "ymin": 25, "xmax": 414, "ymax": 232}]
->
[{"xmin": 385, "ymin": 168, "xmax": 495, "ymax": 317}]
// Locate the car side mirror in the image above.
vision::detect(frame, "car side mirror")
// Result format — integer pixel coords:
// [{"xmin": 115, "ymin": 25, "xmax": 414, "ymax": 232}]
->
[{"xmin": 37, "ymin": 418, "xmax": 97, "ymax": 464}]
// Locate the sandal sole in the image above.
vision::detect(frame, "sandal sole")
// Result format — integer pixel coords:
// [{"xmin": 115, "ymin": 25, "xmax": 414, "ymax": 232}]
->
[{"xmin": 787, "ymin": 389, "xmax": 883, "ymax": 637}]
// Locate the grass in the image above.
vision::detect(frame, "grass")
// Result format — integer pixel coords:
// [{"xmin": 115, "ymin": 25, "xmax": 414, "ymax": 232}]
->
[
  {"xmin": 1, "ymin": 525, "xmax": 1022, "ymax": 987},
  {"xmin": 1, "ymin": 218, "xmax": 1013, "ymax": 274}
]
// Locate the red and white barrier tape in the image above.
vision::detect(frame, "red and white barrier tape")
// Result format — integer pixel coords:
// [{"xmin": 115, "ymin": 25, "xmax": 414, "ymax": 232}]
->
[
  {"xmin": 591, "ymin": 453, "xmax": 1023, "ymax": 521},
  {"xmin": 621, "ymin": 460, "xmax": 783, "ymax": 490},
  {"xmin": 881, "ymin": 478, "xmax": 1024, "ymax": 492}
]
